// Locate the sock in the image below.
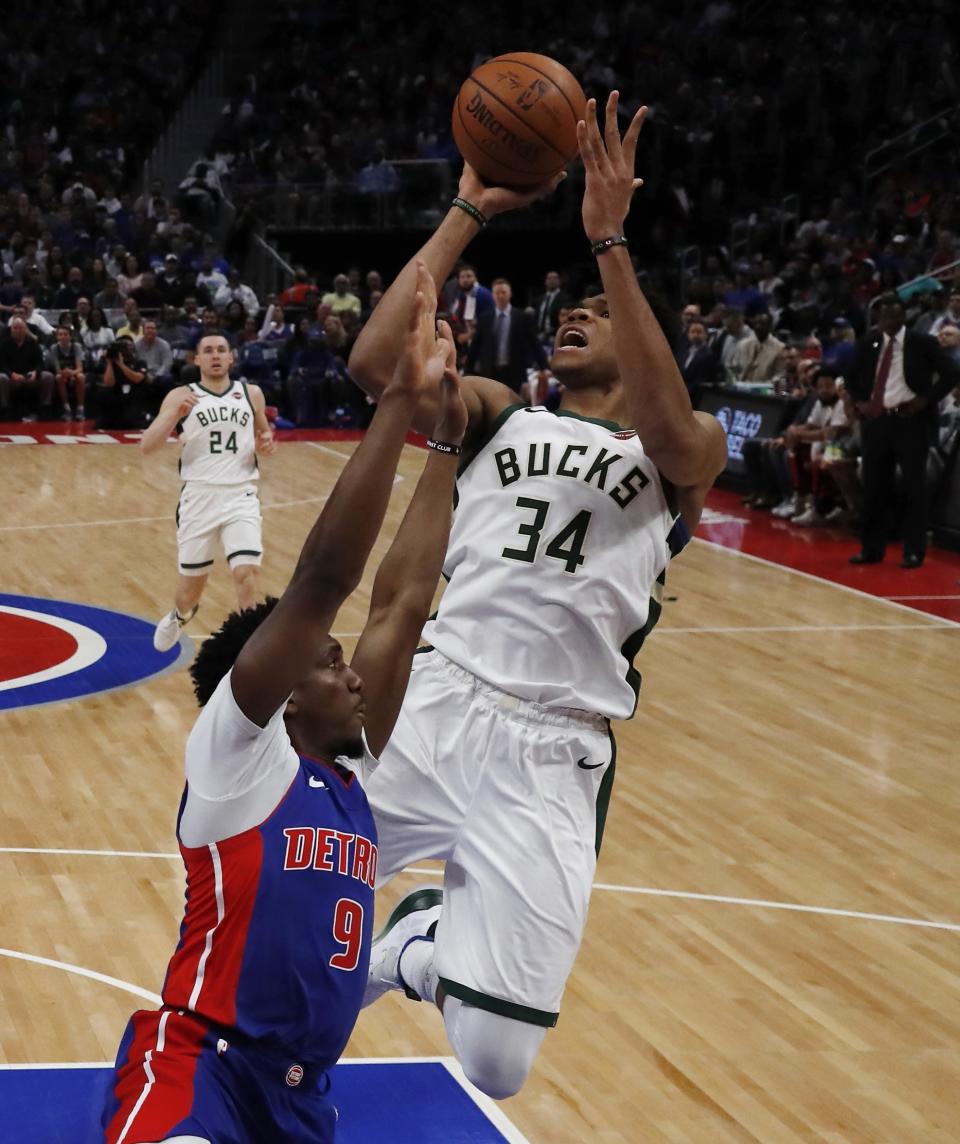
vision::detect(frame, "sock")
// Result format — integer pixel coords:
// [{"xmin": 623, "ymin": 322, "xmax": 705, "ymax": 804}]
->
[{"xmin": 398, "ymin": 936, "xmax": 439, "ymax": 1004}]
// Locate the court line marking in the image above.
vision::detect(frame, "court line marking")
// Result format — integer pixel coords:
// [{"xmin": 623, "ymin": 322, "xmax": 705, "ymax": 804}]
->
[
  {"xmin": 694, "ymin": 537, "xmax": 960, "ymax": 628},
  {"xmin": 0, "ymin": 948, "xmax": 162, "ymax": 1004},
  {"xmin": 0, "ymin": 495, "xmax": 329, "ymax": 533},
  {"xmin": 308, "ymin": 439, "xmax": 405, "ymax": 482},
  {"xmin": 655, "ymin": 622, "xmax": 951, "ymax": 635},
  {"xmin": 885, "ymin": 594, "xmax": 960, "ymax": 600},
  {"xmin": 0, "ymin": 1056, "xmax": 530, "ymax": 1141},
  {"xmin": 2, "ymin": 848, "xmax": 957, "ymax": 933}
]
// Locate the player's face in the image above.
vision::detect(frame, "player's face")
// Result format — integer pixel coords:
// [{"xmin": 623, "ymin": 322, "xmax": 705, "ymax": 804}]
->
[
  {"xmin": 287, "ymin": 639, "xmax": 366, "ymax": 759},
  {"xmin": 551, "ymin": 297, "xmax": 617, "ymax": 386},
  {"xmin": 196, "ymin": 335, "xmax": 233, "ymax": 379}
]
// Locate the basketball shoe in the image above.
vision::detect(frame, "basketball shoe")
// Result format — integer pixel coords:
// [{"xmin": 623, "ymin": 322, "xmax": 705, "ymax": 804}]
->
[
  {"xmin": 363, "ymin": 885, "xmax": 443, "ymax": 1008},
  {"xmin": 153, "ymin": 605, "xmax": 198, "ymax": 652}
]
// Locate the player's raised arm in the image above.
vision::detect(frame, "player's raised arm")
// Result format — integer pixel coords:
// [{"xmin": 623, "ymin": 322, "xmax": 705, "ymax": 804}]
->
[
  {"xmin": 140, "ymin": 385, "xmax": 197, "ymax": 454},
  {"xmin": 348, "ymin": 165, "xmax": 561, "ymax": 440},
  {"xmin": 577, "ymin": 93, "xmax": 727, "ymax": 493},
  {"xmin": 231, "ymin": 263, "xmax": 441, "ymax": 727},
  {"xmin": 351, "ymin": 320, "xmax": 466, "ymax": 756}
]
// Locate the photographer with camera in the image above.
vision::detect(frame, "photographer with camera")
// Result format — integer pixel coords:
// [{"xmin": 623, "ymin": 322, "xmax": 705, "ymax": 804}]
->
[{"xmin": 96, "ymin": 334, "xmax": 149, "ymax": 429}]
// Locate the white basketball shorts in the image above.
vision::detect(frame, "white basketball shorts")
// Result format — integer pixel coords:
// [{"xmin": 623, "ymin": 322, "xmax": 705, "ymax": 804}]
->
[
  {"xmin": 176, "ymin": 482, "xmax": 263, "ymax": 576},
  {"xmin": 366, "ymin": 649, "xmax": 616, "ymax": 1027}
]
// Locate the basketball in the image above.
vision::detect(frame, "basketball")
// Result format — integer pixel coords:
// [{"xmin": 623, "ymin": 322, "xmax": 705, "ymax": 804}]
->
[{"xmin": 451, "ymin": 53, "xmax": 587, "ymax": 188}]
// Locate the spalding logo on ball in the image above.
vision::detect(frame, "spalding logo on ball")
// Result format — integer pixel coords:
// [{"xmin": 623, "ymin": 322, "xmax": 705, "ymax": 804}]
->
[{"xmin": 452, "ymin": 53, "xmax": 587, "ymax": 187}]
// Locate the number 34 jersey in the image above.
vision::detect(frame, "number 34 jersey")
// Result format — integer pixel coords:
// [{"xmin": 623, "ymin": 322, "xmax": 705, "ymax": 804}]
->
[
  {"xmin": 425, "ymin": 405, "xmax": 688, "ymax": 721},
  {"xmin": 178, "ymin": 379, "xmax": 259, "ymax": 485}
]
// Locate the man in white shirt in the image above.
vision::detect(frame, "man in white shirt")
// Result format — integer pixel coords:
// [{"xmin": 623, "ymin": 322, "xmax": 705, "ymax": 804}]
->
[{"xmin": 214, "ymin": 269, "xmax": 260, "ymax": 318}]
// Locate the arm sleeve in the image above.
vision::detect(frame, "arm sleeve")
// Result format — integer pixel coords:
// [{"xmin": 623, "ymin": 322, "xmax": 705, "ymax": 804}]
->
[{"xmin": 180, "ymin": 671, "xmax": 300, "ymax": 846}]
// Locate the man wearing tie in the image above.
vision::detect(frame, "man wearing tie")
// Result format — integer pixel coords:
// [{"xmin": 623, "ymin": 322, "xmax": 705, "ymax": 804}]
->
[
  {"xmin": 466, "ymin": 278, "xmax": 549, "ymax": 398},
  {"xmin": 533, "ymin": 270, "xmax": 571, "ymax": 350},
  {"xmin": 845, "ymin": 293, "xmax": 960, "ymax": 568},
  {"xmin": 445, "ymin": 264, "xmax": 494, "ymax": 366}
]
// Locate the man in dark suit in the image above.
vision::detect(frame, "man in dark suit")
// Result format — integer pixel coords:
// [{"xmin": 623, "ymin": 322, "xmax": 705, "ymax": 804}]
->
[
  {"xmin": 466, "ymin": 278, "xmax": 548, "ymax": 399},
  {"xmin": 845, "ymin": 293, "xmax": 960, "ymax": 568},
  {"xmin": 680, "ymin": 319, "xmax": 720, "ymax": 398},
  {"xmin": 532, "ymin": 270, "xmax": 571, "ymax": 349}
]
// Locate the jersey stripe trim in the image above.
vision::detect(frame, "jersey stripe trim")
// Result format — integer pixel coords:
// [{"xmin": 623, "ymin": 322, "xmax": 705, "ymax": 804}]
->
[
  {"xmin": 115, "ymin": 1009, "xmax": 170, "ymax": 1144},
  {"xmin": 458, "ymin": 403, "xmax": 525, "ymax": 477},
  {"xmin": 595, "ymin": 726, "xmax": 617, "ymax": 856},
  {"xmin": 438, "ymin": 976, "xmax": 559, "ymax": 1027},
  {"xmin": 187, "ymin": 842, "xmax": 225, "ymax": 1010}
]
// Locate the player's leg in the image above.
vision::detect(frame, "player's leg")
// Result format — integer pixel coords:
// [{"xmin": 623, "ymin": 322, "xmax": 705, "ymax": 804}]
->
[
  {"xmin": 397, "ymin": 703, "xmax": 615, "ymax": 1099},
  {"xmin": 229, "ymin": 562, "xmax": 259, "ymax": 611},
  {"xmin": 154, "ymin": 486, "xmax": 217, "ymax": 651},
  {"xmin": 102, "ymin": 1011, "xmax": 215, "ymax": 1144},
  {"xmin": 364, "ymin": 651, "xmax": 476, "ymax": 888},
  {"xmin": 221, "ymin": 485, "xmax": 263, "ymax": 610}
]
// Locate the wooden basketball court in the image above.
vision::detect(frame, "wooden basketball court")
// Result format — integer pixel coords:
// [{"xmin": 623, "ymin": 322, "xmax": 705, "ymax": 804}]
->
[{"xmin": 1, "ymin": 438, "xmax": 958, "ymax": 1142}]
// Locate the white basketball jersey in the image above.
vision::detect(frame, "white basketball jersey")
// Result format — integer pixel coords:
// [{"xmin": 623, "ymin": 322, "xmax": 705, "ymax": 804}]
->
[
  {"xmin": 426, "ymin": 405, "xmax": 687, "ymax": 720},
  {"xmin": 178, "ymin": 379, "xmax": 258, "ymax": 485}
]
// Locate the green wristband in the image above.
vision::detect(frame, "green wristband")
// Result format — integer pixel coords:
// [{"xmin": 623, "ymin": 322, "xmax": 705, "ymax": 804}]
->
[{"xmin": 451, "ymin": 197, "xmax": 488, "ymax": 228}]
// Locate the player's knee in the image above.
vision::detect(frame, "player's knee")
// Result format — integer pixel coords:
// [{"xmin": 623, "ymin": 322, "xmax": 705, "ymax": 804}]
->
[{"xmin": 447, "ymin": 1003, "xmax": 545, "ymax": 1100}]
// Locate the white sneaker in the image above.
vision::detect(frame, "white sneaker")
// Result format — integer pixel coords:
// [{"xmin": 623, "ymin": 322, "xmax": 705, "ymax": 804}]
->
[
  {"xmin": 791, "ymin": 507, "xmax": 827, "ymax": 526},
  {"xmin": 363, "ymin": 885, "xmax": 443, "ymax": 1008},
  {"xmin": 771, "ymin": 496, "xmax": 798, "ymax": 518},
  {"xmin": 152, "ymin": 605, "xmax": 197, "ymax": 652}
]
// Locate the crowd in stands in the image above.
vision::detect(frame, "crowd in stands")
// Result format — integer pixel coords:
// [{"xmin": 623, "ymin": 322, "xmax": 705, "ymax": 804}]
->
[
  {"xmin": 3, "ymin": 0, "xmax": 959, "ymax": 563},
  {"xmin": 203, "ymin": 0, "xmax": 960, "ymax": 245}
]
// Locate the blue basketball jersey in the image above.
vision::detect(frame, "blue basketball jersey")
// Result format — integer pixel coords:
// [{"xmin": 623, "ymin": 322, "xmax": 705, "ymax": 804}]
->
[{"xmin": 162, "ymin": 755, "xmax": 377, "ymax": 1068}]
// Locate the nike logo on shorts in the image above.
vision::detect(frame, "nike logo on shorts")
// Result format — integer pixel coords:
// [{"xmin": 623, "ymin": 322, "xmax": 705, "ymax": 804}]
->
[
  {"xmin": 577, "ymin": 756, "xmax": 604, "ymax": 770},
  {"xmin": 308, "ymin": 776, "xmax": 328, "ymax": 789}
]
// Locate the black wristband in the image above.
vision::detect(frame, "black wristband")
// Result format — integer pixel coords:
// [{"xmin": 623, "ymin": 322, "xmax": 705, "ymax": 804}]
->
[
  {"xmin": 426, "ymin": 438, "xmax": 462, "ymax": 456},
  {"xmin": 451, "ymin": 197, "xmax": 488, "ymax": 228},
  {"xmin": 591, "ymin": 234, "xmax": 629, "ymax": 256}
]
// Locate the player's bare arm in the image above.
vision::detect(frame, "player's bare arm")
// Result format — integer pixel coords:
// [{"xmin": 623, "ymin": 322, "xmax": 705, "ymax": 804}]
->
[
  {"xmin": 231, "ymin": 263, "xmax": 444, "ymax": 727},
  {"xmin": 247, "ymin": 383, "xmax": 276, "ymax": 455},
  {"xmin": 349, "ymin": 165, "xmax": 561, "ymax": 445},
  {"xmin": 577, "ymin": 93, "xmax": 727, "ymax": 511},
  {"xmin": 352, "ymin": 320, "xmax": 466, "ymax": 756},
  {"xmin": 139, "ymin": 385, "xmax": 198, "ymax": 454}
]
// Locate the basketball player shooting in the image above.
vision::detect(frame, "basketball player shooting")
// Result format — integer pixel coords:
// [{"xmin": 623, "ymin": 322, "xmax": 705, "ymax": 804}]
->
[
  {"xmin": 348, "ymin": 94, "xmax": 727, "ymax": 1100},
  {"xmin": 140, "ymin": 334, "xmax": 277, "ymax": 654},
  {"xmin": 102, "ymin": 266, "xmax": 468, "ymax": 1144}
]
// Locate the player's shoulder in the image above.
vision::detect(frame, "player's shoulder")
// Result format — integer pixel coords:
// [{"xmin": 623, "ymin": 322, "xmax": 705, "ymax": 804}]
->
[{"xmin": 459, "ymin": 374, "xmax": 524, "ymax": 451}]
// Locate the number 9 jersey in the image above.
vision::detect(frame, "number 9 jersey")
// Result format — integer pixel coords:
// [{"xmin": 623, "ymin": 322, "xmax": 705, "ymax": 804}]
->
[
  {"xmin": 178, "ymin": 379, "xmax": 259, "ymax": 485},
  {"xmin": 425, "ymin": 404, "xmax": 689, "ymax": 720}
]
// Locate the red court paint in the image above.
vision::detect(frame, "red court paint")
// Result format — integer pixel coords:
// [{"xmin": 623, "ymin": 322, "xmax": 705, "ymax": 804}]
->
[
  {"xmin": 698, "ymin": 489, "xmax": 960, "ymax": 623},
  {"xmin": 0, "ymin": 612, "xmax": 78, "ymax": 682}
]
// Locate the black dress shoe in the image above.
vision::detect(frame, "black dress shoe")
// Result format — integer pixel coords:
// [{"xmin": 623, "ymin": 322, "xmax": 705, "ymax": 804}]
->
[
  {"xmin": 849, "ymin": 552, "xmax": 883, "ymax": 565},
  {"xmin": 900, "ymin": 554, "xmax": 924, "ymax": 569}
]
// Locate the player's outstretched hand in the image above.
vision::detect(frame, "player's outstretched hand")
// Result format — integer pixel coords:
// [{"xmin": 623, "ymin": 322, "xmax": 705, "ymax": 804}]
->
[
  {"xmin": 577, "ymin": 92, "xmax": 647, "ymax": 244},
  {"xmin": 431, "ymin": 319, "xmax": 467, "ymax": 446},
  {"xmin": 390, "ymin": 261, "xmax": 445, "ymax": 399},
  {"xmin": 458, "ymin": 163, "xmax": 566, "ymax": 220}
]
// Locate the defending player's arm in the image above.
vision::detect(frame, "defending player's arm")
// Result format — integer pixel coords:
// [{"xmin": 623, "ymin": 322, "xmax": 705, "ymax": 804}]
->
[
  {"xmin": 246, "ymin": 383, "xmax": 276, "ymax": 455},
  {"xmin": 140, "ymin": 385, "xmax": 198, "ymax": 454},
  {"xmin": 231, "ymin": 263, "xmax": 449, "ymax": 728},
  {"xmin": 348, "ymin": 167, "xmax": 563, "ymax": 443},
  {"xmin": 578, "ymin": 93, "xmax": 727, "ymax": 500},
  {"xmin": 351, "ymin": 322, "xmax": 466, "ymax": 757}
]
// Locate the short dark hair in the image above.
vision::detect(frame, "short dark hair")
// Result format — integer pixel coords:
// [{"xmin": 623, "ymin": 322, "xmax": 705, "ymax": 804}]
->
[
  {"xmin": 878, "ymin": 291, "xmax": 903, "ymax": 310},
  {"xmin": 189, "ymin": 597, "xmax": 279, "ymax": 706}
]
